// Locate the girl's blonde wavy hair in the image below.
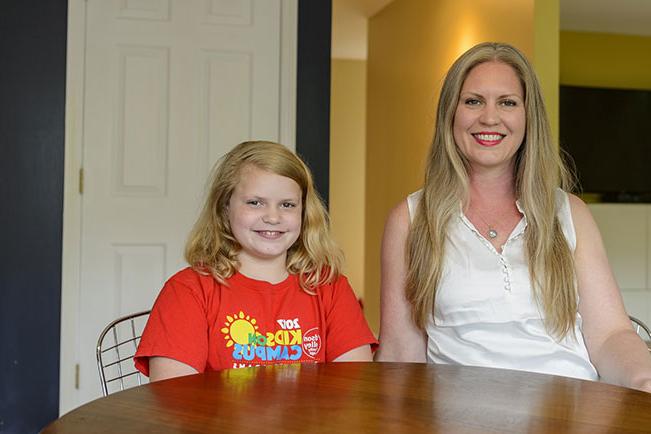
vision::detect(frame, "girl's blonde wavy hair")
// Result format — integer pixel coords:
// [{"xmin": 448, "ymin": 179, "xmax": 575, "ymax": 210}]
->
[
  {"xmin": 185, "ymin": 140, "xmax": 343, "ymax": 292},
  {"xmin": 407, "ymin": 42, "xmax": 577, "ymax": 338}
]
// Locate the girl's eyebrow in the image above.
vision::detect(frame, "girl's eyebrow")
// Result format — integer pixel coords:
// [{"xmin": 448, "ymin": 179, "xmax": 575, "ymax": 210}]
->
[{"xmin": 243, "ymin": 194, "xmax": 301, "ymax": 202}]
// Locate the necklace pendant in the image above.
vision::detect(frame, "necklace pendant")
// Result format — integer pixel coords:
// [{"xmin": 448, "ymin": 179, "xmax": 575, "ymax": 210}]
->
[{"xmin": 488, "ymin": 229, "xmax": 498, "ymax": 239}]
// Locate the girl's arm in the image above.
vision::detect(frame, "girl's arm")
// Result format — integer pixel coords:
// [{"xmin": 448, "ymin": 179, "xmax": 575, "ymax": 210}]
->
[
  {"xmin": 333, "ymin": 345, "xmax": 373, "ymax": 362},
  {"xmin": 149, "ymin": 356, "xmax": 198, "ymax": 382},
  {"xmin": 570, "ymin": 194, "xmax": 651, "ymax": 392},
  {"xmin": 374, "ymin": 200, "xmax": 427, "ymax": 362}
]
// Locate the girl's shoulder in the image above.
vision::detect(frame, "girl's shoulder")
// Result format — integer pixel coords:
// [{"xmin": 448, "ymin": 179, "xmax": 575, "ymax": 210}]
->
[
  {"xmin": 314, "ymin": 273, "xmax": 350, "ymax": 290},
  {"xmin": 164, "ymin": 266, "xmax": 224, "ymax": 296},
  {"xmin": 313, "ymin": 274, "xmax": 360, "ymax": 303}
]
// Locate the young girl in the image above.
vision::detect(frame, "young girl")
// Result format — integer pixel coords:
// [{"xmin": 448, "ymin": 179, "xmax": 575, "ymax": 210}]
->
[{"xmin": 135, "ymin": 141, "xmax": 377, "ymax": 381}]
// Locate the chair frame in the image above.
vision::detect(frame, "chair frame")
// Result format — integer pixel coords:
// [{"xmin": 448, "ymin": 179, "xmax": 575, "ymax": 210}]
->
[
  {"xmin": 96, "ymin": 310, "xmax": 151, "ymax": 396},
  {"xmin": 630, "ymin": 315, "xmax": 651, "ymax": 352}
]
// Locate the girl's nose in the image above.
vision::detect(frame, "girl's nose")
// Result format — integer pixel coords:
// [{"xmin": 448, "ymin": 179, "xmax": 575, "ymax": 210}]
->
[{"xmin": 262, "ymin": 209, "xmax": 280, "ymax": 224}]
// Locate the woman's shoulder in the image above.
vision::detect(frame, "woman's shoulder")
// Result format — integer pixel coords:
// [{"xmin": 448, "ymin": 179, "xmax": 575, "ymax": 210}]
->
[
  {"xmin": 562, "ymin": 191, "xmax": 592, "ymax": 222},
  {"xmin": 553, "ymin": 189, "xmax": 592, "ymax": 222},
  {"xmin": 406, "ymin": 190, "xmax": 423, "ymax": 221},
  {"xmin": 386, "ymin": 194, "xmax": 415, "ymax": 232},
  {"xmin": 564, "ymin": 191, "xmax": 598, "ymax": 234},
  {"xmin": 554, "ymin": 188, "xmax": 586, "ymax": 208},
  {"xmin": 557, "ymin": 190, "xmax": 603, "ymax": 252}
]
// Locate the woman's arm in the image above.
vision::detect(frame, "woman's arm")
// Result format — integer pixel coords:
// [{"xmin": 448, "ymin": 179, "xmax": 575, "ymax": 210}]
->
[
  {"xmin": 570, "ymin": 194, "xmax": 651, "ymax": 392},
  {"xmin": 374, "ymin": 200, "xmax": 427, "ymax": 362},
  {"xmin": 149, "ymin": 356, "xmax": 199, "ymax": 382}
]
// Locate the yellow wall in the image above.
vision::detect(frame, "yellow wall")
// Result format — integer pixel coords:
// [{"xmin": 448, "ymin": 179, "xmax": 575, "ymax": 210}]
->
[
  {"xmin": 330, "ymin": 59, "xmax": 367, "ymax": 300},
  {"xmin": 560, "ymin": 31, "xmax": 651, "ymax": 89},
  {"xmin": 364, "ymin": 0, "xmax": 540, "ymax": 334},
  {"xmin": 534, "ymin": 0, "xmax": 559, "ymax": 139}
]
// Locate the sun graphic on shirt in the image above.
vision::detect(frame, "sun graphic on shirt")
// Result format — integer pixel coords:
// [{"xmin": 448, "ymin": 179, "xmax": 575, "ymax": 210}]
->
[{"xmin": 221, "ymin": 311, "xmax": 259, "ymax": 347}]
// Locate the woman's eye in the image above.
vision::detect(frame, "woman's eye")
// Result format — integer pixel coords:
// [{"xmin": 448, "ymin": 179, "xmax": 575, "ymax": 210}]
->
[
  {"xmin": 464, "ymin": 98, "xmax": 481, "ymax": 106},
  {"xmin": 500, "ymin": 99, "xmax": 518, "ymax": 107}
]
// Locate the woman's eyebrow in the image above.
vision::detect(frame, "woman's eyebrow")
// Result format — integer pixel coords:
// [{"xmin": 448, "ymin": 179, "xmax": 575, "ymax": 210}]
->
[{"xmin": 460, "ymin": 91, "xmax": 522, "ymax": 99}]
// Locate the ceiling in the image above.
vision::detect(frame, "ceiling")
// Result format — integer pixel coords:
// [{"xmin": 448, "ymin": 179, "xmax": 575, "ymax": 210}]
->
[
  {"xmin": 332, "ymin": 0, "xmax": 651, "ymax": 59},
  {"xmin": 332, "ymin": 0, "xmax": 393, "ymax": 59},
  {"xmin": 561, "ymin": 0, "xmax": 651, "ymax": 36}
]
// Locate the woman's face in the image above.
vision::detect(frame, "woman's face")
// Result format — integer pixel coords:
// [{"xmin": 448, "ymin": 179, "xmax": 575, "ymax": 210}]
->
[{"xmin": 453, "ymin": 61, "xmax": 526, "ymax": 173}]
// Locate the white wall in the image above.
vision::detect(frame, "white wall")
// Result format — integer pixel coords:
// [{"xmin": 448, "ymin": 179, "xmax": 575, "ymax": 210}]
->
[{"xmin": 590, "ymin": 204, "xmax": 651, "ymax": 324}]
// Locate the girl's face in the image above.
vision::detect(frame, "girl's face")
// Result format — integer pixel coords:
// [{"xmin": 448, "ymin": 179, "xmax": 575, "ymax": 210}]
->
[
  {"xmin": 227, "ymin": 165, "xmax": 302, "ymax": 275},
  {"xmin": 453, "ymin": 61, "xmax": 526, "ymax": 173}
]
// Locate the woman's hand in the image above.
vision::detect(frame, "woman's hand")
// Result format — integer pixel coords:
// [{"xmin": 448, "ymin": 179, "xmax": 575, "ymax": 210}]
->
[
  {"xmin": 634, "ymin": 377, "xmax": 651, "ymax": 393},
  {"xmin": 570, "ymin": 194, "xmax": 651, "ymax": 391}
]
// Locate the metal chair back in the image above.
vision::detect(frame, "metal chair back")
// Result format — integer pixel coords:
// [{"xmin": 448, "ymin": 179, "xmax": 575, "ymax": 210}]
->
[
  {"xmin": 96, "ymin": 310, "xmax": 151, "ymax": 396},
  {"xmin": 630, "ymin": 315, "xmax": 651, "ymax": 352}
]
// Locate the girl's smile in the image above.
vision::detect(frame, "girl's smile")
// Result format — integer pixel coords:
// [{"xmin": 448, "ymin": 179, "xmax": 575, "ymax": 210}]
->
[{"xmin": 254, "ymin": 230, "xmax": 285, "ymax": 239}]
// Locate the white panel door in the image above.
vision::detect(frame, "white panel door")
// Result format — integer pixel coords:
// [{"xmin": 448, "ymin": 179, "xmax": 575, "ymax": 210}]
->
[{"xmin": 67, "ymin": 0, "xmax": 295, "ymax": 410}]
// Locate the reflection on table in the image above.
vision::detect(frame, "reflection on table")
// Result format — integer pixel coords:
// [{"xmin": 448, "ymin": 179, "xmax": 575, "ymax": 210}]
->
[{"xmin": 43, "ymin": 362, "xmax": 651, "ymax": 433}]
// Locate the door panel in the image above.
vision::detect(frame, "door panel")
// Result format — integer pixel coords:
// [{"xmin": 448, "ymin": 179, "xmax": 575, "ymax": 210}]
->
[{"xmin": 69, "ymin": 0, "xmax": 294, "ymax": 409}]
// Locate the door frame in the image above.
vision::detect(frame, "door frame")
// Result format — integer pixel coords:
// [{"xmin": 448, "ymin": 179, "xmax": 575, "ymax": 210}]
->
[{"xmin": 60, "ymin": 0, "xmax": 297, "ymax": 414}]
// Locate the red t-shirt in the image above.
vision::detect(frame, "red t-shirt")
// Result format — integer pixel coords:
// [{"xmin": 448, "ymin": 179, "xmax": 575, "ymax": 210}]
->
[{"xmin": 134, "ymin": 268, "xmax": 377, "ymax": 375}]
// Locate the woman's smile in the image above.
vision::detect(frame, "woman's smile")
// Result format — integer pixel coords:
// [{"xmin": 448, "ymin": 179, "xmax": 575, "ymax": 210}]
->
[
  {"xmin": 453, "ymin": 61, "xmax": 526, "ymax": 171},
  {"xmin": 472, "ymin": 131, "xmax": 506, "ymax": 147}
]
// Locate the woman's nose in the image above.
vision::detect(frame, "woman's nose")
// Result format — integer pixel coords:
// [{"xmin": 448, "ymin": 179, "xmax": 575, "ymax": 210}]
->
[{"xmin": 479, "ymin": 104, "xmax": 499, "ymax": 125}]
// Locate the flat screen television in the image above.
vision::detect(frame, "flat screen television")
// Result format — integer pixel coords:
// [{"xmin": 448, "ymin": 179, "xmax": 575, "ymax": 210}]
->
[{"xmin": 559, "ymin": 85, "xmax": 651, "ymax": 202}]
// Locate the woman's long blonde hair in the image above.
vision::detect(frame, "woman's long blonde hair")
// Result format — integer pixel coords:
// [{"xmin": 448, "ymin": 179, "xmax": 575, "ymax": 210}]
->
[
  {"xmin": 185, "ymin": 140, "xmax": 343, "ymax": 291},
  {"xmin": 407, "ymin": 42, "xmax": 576, "ymax": 338}
]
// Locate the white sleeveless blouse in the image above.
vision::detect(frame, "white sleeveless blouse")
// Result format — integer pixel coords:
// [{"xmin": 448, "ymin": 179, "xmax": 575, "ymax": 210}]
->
[{"xmin": 407, "ymin": 189, "xmax": 598, "ymax": 380}]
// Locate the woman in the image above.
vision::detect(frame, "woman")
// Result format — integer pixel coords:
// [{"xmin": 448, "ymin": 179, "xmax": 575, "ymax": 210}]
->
[{"xmin": 376, "ymin": 42, "xmax": 651, "ymax": 391}]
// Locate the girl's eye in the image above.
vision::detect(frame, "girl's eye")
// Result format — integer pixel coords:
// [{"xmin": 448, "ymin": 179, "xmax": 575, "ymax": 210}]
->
[
  {"xmin": 246, "ymin": 200, "xmax": 261, "ymax": 206},
  {"xmin": 281, "ymin": 202, "xmax": 296, "ymax": 209}
]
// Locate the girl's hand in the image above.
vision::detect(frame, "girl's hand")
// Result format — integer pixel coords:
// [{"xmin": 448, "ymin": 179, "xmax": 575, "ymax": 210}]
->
[
  {"xmin": 149, "ymin": 356, "xmax": 198, "ymax": 382},
  {"xmin": 333, "ymin": 345, "xmax": 373, "ymax": 362}
]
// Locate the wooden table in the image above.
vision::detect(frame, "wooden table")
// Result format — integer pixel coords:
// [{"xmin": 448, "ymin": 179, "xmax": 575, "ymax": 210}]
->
[{"xmin": 43, "ymin": 362, "xmax": 651, "ymax": 433}]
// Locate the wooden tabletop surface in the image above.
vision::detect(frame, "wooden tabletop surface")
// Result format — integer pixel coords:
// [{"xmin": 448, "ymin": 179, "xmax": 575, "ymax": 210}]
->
[{"xmin": 42, "ymin": 362, "xmax": 651, "ymax": 433}]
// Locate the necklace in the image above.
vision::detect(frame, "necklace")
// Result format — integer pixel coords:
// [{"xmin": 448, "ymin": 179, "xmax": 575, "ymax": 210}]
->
[{"xmin": 474, "ymin": 212, "xmax": 498, "ymax": 239}]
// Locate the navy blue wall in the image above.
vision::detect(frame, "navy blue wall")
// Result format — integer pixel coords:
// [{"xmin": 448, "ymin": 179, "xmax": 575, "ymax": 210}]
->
[
  {"xmin": 0, "ymin": 2, "xmax": 329, "ymax": 432},
  {"xmin": 0, "ymin": 1, "xmax": 67, "ymax": 433},
  {"xmin": 296, "ymin": 1, "xmax": 331, "ymax": 206}
]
